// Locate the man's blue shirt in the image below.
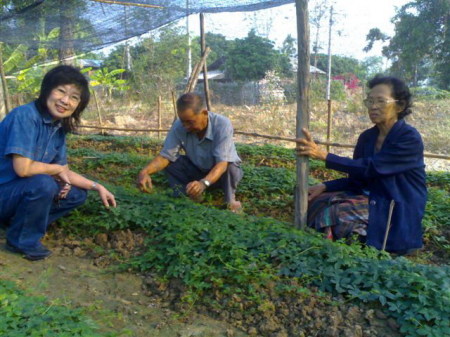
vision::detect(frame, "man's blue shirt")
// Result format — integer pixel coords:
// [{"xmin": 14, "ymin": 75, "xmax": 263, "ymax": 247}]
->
[
  {"xmin": 160, "ymin": 111, "xmax": 241, "ymax": 171},
  {"xmin": 0, "ymin": 101, "xmax": 67, "ymax": 185}
]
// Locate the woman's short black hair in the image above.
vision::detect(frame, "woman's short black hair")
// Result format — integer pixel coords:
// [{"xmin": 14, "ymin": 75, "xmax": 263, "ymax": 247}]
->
[
  {"xmin": 368, "ymin": 75, "xmax": 412, "ymax": 119},
  {"xmin": 37, "ymin": 65, "xmax": 90, "ymax": 132}
]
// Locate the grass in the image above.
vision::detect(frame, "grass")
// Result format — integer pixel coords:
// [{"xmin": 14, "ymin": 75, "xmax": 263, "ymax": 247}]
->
[{"xmin": 0, "ymin": 279, "xmax": 120, "ymax": 337}]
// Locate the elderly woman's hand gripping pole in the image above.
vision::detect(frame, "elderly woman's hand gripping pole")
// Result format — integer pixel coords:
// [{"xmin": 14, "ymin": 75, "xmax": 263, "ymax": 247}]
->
[
  {"xmin": 296, "ymin": 128, "xmax": 328, "ymax": 161},
  {"xmin": 296, "ymin": 128, "xmax": 329, "ymax": 201}
]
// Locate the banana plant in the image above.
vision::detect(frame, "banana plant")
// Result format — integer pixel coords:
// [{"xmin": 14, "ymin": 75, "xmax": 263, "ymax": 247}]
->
[{"xmin": 88, "ymin": 67, "xmax": 130, "ymax": 101}]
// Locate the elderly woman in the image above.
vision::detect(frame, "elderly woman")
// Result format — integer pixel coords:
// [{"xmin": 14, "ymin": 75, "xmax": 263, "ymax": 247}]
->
[
  {"xmin": 297, "ymin": 75, "xmax": 427, "ymax": 254},
  {"xmin": 0, "ymin": 65, "xmax": 116, "ymax": 261}
]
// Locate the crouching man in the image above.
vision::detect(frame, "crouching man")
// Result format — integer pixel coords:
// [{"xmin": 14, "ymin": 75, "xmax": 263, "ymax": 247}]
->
[{"xmin": 137, "ymin": 93, "xmax": 243, "ymax": 212}]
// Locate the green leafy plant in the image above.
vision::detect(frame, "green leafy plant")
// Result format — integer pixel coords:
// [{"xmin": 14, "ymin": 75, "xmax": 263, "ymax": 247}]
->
[
  {"xmin": 0, "ymin": 280, "xmax": 118, "ymax": 337},
  {"xmin": 88, "ymin": 67, "xmax": 130, "ymax": 101},
  {"xmin": 59, "ymin": 134, "xmax": 450, "ymax": 337}
]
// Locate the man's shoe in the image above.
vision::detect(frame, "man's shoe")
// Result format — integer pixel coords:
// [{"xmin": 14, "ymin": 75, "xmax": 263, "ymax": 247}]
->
[{"xmin": 5, "ymin": 242, "xmax": 52, "ymax": 261}]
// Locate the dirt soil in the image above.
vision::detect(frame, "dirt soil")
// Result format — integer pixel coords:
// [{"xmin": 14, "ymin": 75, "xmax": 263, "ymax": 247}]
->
[{"xmin": 0, "ymin": 228, "xmax": 248, "ymax": 337}]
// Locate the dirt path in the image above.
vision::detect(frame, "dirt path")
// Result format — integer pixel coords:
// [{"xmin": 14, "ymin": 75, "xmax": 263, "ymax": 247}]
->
[{"xmin": 0, "ymin": 229, "xmax": 248, "ymax": 337}]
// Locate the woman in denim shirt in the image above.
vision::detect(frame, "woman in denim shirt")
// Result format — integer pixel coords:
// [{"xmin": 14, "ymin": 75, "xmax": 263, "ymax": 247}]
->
[{"xmin": 0, "ymin": 65, "xmax": 116, "ymax": 260}]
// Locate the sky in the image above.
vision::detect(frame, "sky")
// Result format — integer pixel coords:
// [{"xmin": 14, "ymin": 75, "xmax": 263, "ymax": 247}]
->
[{"xmin": 189, "ymin": 0, "xmax": 411, "ymax": 61}]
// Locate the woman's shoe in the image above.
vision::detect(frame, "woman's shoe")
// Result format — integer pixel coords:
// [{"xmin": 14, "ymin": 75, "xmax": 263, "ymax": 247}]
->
[{"xmin": 5, "ymin": 241, "xmax": 52, "ymax": 261}]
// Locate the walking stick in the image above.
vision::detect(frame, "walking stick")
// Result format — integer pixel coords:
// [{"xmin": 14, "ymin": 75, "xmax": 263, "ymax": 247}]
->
[{"xmin": 381, "ymin": 200, "xmax": 396, "ymax": 251}]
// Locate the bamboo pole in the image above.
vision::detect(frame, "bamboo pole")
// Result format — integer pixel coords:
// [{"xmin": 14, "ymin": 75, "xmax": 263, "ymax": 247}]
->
[
  {"xmin": 325, "ymin": 6, "xmax": 333, "ymax": 152},
  {"xmin": 382, "ymin": 200, "xmax": 396, "ymax": 251},
  {"xmin": 184, "ymin": 47, "xmax": 211, "ymax": 93},
  {"xmin": 76, "ymin": 125, "xmax": 450, "ymax": 160},
  {"xmin": 171, "ymin": 90, "xmax": 178, "ymax": 121},
  {"xmin": 92, "ymin": 90, "xmax": 105, "ymax": 135},
  {"xmin": 200, "ymin": 13, "xmax": 212, "ymax": 111},
  {"xmin": 90, "ymin": 0, "xmax": 164, "ymax": 8},
  {"xmin": 157, "ymin": 95, "xmax": 162, "ymax": 139},
  {"xmin": 326, "ymin": 99, "xmax": 332, "ymax": 151},
  {"xmin": 294, "ymin": 0, "xmax": 310, "ymax": 229},
  {"xmin": 0, "ymin": 43, "xmax": 12, "ymax": 114}
]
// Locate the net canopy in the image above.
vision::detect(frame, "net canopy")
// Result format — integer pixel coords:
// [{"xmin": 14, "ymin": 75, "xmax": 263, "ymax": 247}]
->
[{"xmin": 0, "ymin": 0, "xmax": 294, "ymax": 53}]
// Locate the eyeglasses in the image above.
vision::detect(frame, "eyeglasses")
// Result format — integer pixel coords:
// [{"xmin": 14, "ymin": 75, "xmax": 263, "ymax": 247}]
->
[{"xmin": 363, "ymin": 98, "xmax": 398, "ymax": 108}]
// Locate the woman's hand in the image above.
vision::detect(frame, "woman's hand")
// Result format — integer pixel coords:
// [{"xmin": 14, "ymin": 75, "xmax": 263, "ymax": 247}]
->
[
  {"xmin": 55, "ymin": 165, "xmax": 71, "ymax": 184},
  {"xmin": 296, "ymin": 128, "xmax": 328, "ymax": 161},
  {"xmin": 95, "ymin": 184, "xmax": 117, "ymax": 208},
  {"xmin": 57, "ymin": 182, "xmax": 72, "ymax": 199},
  {"xmin": 55, "ymin": 165, "xmax": 72, "ymax": 199},
  {"xmin": 308, "ymin": 184, "xmax": 326, "ymax": 201}
]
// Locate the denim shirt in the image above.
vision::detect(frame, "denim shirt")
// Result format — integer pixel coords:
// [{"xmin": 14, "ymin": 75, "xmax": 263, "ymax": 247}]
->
[
  {"xmin": 160, "ymin": 111, "xmax": 241, "ymax": 171},
  {"xmin": 0, "ymin": 101, "xmax": 67, "ymax": 185}
]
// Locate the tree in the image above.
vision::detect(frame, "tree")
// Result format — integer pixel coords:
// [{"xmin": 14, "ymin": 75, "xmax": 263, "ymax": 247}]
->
[
  {"xmin": 309, "ymin": 0, "xmax": 329, "ymax": 68},
  {"xmin": 107, "ymin": 25, "xmax": 190, "ymax": 102},
  {"xmin": 281, "ymin": 34, "xmax": 296, "ymax": 58},
  {"xmin": 361, "ymin": 56, "xmax": 385, "ymax": 80},
  {"xmin": 365, "ymin": 0, "xmax": 450, "ymax": 89},
  {"xmin": 89, "ymin": 67, "xmax": 129, "ymax": 101},
  {"xmin": 192, "ymin": 33, "xmax": 233, "ymax": 69},
  {"xmin": 225, "ymin": 29, "xmax": 292, "ymax": 81},
  {"xmin": 364, "ymin": 28, "xmax": 389, "ymax": 53},
  {"xmin": 314, "ymin": 53, "xmax": 365, "ymax": 79}
]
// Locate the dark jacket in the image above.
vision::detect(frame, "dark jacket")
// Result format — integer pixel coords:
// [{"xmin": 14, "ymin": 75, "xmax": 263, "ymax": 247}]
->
[{"xmin": 323, "ymin": 119, "xmax": 427, "ymax": 252}]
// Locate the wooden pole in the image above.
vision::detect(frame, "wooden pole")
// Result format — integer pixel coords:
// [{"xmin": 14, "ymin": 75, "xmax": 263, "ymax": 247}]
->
[
  {"xmin": 325, "ymin": 6, "xmax": 333, "ymax": 152},
  {"xmin": 157, "ymin": 95, "xmax": 162, "ymax": 139},
  {"xmin": 90, "ymin": 0, "xmax": 164, "ymax": 8},
  {"xmin": 92, "ymin": 89, "xmax": 105, "ymax": 135},
  {"xmin": 184, "ymin": 47, "xmax": 211, "ymax": 93},
  {"xmin": 200, "ymin": 13, "xmax": 212, "ymax": 111},
  {"xmin": 0, "ymin": 43, "xmax": 12, "ymax": 115},
  {"xmin": 58, "ymin": 0, "xmax": 75, "ymax": 65},
  {"xmin": 76, "ymin": 125, "xmax": 450, "ymax": 160},
  {"xmin": 381, "ymin": 200, "xmax": 396, "ymax": 251},
  {"xmin": 326, "ymin": 99, "xmax": 332, "ymax": 151},
  {"xmin": 294, "ymin": 0, "xmax": 310, "ymax": 229},
  {"xmin": 171, "ymin": 90, "xmax": 178, "ymax": 121}
]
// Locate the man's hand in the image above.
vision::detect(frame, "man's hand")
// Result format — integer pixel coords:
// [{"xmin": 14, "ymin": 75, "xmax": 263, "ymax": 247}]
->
[
  {"xmin": 137, "ymin": 170, "xmax": 153, "ymax": 193},
  {"xmin": 308, "ymin": 184, "xmax": 326, "ymax": 201},
  {"xmin": 186, "ymin": 180, "xmax": 206, "ymax": 198}
]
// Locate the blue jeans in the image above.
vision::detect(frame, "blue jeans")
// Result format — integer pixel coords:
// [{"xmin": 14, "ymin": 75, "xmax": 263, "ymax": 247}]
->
[
  {"xmin": 0, "ymin": 175, "xmax": 87, "ymax": 250},
  {"xmin": 164, "ymin": 155, "xmax": 243, "ymax": 203}
]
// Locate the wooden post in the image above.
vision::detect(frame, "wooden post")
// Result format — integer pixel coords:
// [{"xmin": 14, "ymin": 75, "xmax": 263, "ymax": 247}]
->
[
  {"xmin": 200, "ymin": 13, "xmax": 212, "ymax": 111},
  {"xmin": 92, "ymin": 89, "xmax": 105, "ymax": 135},
  {"xmin": 171, "ymin": 90, "xmax": 178, "ymax": 122},
  {"xmin": 184, "ymin": 47, "xmax": 211, "ymax": 93},
  {"xmin": 294, "ymin": 0, "xmax": 310, "ymax": 229},
  {"xmin": 325, "ymin": 6, "xmax": 333, "ymax": 152},
  {"xmin": 157, "ymin": 95, "xmax": 162, "ymax": 139},
  {"xmin": 326, "ymin": 99, "xmax": 332, "ymax": 152},
  {"xmin": 58, "ymin": 0, "xmax": 75, "ymax": 65},
  {"xmin": 0, "ymin": 43, "xmax": 12, "ymax": 115}
]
